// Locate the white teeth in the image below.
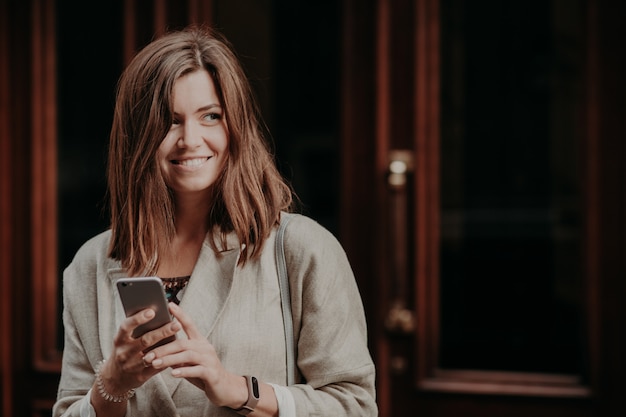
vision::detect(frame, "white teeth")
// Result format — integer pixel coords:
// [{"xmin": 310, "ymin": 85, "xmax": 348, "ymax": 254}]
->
[{"xmin": 176, "ymin": 157, "xmax": 207, "ymax": 167}]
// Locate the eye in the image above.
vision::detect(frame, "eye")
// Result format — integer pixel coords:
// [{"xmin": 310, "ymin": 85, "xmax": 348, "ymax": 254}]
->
[
  {"xmin": 201, "ymin": 112, "xmax": 223, "ymax": 125},
  {"xmin": 171, "ymin": 117, "xmax": 181, "ymax": 126},
  {"xmin": 203, "ymin": 112, "xmax": 221, "ymax": 122}
]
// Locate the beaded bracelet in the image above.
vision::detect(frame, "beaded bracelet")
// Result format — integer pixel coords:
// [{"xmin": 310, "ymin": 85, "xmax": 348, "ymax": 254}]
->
[{"xmin": 95, "ymin": 359, "xmax": 136, "ymax": 403}]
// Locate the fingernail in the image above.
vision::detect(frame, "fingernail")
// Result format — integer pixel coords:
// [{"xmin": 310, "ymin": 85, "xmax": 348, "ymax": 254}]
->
[
  {"xmin": 144, "ymin": 352, "xmax": 155, "ymax": 361},
  {"xmin": 145, "ymin": 309, "xmax": 155, "ymax": 318}
]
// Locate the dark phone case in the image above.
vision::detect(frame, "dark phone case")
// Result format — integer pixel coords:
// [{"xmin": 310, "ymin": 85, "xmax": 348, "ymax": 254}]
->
[{"xmin": 116, "ymin": 277, "xmax": 175, "ymax": 349}]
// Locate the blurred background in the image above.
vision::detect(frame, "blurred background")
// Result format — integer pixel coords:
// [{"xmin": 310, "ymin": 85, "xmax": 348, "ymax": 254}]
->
[{"xmin": 1, "ymin": 0, "xmax": 624, "ymax": 416}]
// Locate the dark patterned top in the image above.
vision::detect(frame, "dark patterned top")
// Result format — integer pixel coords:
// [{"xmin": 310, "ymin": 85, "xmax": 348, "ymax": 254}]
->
[{"xmin": 161, "ymin": 276, "xmax": 191, "ymax": 305}]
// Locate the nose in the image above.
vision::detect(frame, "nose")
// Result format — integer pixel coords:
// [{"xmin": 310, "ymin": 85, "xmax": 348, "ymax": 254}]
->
[{"xmin": 177, "ymin": 122, "xmax": 203, "ymax": 148}]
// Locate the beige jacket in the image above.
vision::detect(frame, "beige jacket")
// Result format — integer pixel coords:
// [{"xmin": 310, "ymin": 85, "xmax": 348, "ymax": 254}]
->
[{"xmin": 53, "ymin": 214, "xmax": 377, "ymax": 416}]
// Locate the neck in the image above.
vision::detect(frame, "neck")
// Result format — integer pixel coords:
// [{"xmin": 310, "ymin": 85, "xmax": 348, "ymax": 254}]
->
[
  {"xmin": 173, "ymin": 191, "xmax": 212, "ymax": 241},
  {"xmin": 157, "ymin": 193, "xmax": 210, "ymax": 278}
]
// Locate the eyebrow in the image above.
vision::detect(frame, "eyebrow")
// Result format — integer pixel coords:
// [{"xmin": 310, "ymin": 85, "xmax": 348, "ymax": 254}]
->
[
  {"xmin": 172, "ymin": 104, "xmax": 222, "ymax": 117},
  {"xmin": 196, "ymin": 104, "xmax": 222, "ymax": 113}
]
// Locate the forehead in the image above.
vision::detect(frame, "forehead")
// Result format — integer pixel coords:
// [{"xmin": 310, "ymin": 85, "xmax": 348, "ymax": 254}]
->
[{"xmin": 171, "ymin": 70, "xmax": 220, "ymax": 106}]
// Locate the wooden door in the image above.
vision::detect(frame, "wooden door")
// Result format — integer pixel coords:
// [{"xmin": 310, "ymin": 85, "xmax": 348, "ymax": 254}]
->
[{"xmin": 340, "ymin": 0, "xmax": 626, "ymax": 416}]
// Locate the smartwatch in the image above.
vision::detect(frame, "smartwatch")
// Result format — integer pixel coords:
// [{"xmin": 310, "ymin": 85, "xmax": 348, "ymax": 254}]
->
[{"xmin": 235, "ymin": 375, "xmax": 260, "ymax": 415}]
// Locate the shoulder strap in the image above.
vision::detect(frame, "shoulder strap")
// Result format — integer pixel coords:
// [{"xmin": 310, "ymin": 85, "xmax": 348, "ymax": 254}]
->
[{"xmin": 275, "ymin": 213, "xmax": 296, "ymax": 385}]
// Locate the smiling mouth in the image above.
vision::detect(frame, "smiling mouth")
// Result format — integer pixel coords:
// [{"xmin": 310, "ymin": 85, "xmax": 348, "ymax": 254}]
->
[{"xmin": 171, "ymin": 157, "xmax": 210, "ymax": 166}]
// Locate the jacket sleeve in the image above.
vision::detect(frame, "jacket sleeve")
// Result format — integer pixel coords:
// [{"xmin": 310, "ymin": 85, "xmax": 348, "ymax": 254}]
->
[
  {"xmin": 53, "ymin": 260, "xmax": 99, "ymax": 417},
  {"xmin": 52, "ymin": 233, "xmax": 127, "ymax": 417},
  {"xmin": 283, "ymin": 215, "xmax": 378, "ymax": 416}
]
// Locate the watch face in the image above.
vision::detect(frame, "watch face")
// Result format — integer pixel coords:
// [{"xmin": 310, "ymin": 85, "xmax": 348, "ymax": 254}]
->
[
  {"xmin": 236, "ymin": 375, "xmax": 260, "ymax": 415},
  {"xmin": 251, "ymin": 376, "xmax": 259, "ymax": 398}
]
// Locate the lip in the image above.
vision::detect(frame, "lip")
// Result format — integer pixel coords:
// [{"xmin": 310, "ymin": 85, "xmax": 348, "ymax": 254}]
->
[{"xmin": 170, "ymin": 156, "xmax": 211, "ymax": 167}]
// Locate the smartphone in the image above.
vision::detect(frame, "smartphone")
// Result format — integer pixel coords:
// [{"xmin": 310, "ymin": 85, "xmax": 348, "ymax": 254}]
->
[{"xmin": 116, "ymin": 276, "xmax": 175, "ymax": 349}]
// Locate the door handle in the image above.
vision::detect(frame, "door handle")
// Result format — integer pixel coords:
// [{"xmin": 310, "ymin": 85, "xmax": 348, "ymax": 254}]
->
[
  {"xmin": 385, "ymin": 300, "xmax": 415, "ymax": 334},
  {"xmin": 384, "ymin": 150, "xmax": 416, "ymax": 335}
]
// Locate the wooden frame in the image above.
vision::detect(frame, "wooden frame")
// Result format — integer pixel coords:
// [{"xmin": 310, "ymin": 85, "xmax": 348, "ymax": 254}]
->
[
  {"xmin": 31, "ymin": 0, "xmax": 62, "ymax": 373},
  {"xmin": 412, "ymin": 0, "xmax": 593, "ymax": 399},
  {"xmin": 1, "ymin": 2, "xmax": 15, "ymax": 415},
  {"xmin": 413, "ymin": 0, "xmax": 441, "ymax": 390}
]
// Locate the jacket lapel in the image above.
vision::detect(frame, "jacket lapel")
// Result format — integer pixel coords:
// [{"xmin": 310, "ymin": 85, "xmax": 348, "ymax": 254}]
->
[
  {"xmin": 101, "ymin": 233, "xmax": 241, "ymax": 400},
  {"xmin": 161, "ymin": 235, "xmax": 241, "ymax": 396},
  {"xmin": 146, "ymin": 376, "xmax": 181, "ymax": 416}
]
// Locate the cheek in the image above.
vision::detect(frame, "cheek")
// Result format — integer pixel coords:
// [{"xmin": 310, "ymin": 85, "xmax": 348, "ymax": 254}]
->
[
  {"xmin": 219, "ymin": 135, "xmax": 229, "ymax": 154},
  {"xmin": 219, "ymin": 136, "xmax": 230, "ymax": 166},
  {"xmin": 155, "ymin": 146, "xmax": 168, "ymax": 168},
  {"xmin": 212, "ymin": 126, "xmax": 229, "ymax": 157},
  {"xmin": 220, "ymin": 122, "xmax": 229, "ymax": 149},
  {"xmin": 157, "ymin": 132, "xmax": 178, "ymax": 160},
  {"xmin": 155, "ymin": 144, "xmax": 174, "ymax": 179}
]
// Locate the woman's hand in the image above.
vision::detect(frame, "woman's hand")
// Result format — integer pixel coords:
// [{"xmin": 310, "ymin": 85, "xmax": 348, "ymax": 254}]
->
[
  {"xmin": 102, "ymin": 307, "xmax": 182, "ymax": 393},
  {"xmin": 141, "ymin": 303, "xmax": 247, "ymax": 409}
]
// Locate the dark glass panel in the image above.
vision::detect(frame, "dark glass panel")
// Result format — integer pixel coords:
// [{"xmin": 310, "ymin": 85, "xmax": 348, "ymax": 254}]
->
[{"xmin": 439, "ymin": 0, "xmax": 586, "ymax": 375}]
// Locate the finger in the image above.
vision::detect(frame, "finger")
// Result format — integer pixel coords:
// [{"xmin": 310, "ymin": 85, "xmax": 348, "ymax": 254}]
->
[
  {"xmin": 169, "ymin": 303, "xmax": 202, "ymax": 339},
  {"xmin": 137, "ymin": 320, "xmax": 181, "ymax": 352},
  {"xmin": 151, "ymin": 347, "xmax": 204, "ymax": 370},
  {"xmin": 113, "ymin": 308, "xmax": 155, "ymax": 347},
  {"xmin": 150, "ymin": 338, "xmax": 218, "ymax": 371},
  {"xmin": 141, "ymin": 355, "xmax": 151, "ymax": 368},
  {"xmin": 124, "ymin": 308, "xmax": 156, "ymax": 337}
]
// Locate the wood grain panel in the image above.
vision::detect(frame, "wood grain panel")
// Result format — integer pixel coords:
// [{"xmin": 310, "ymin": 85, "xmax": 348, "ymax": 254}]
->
[
  {"xmin": 0, "ymin": 1, "xmax": 15, "ymax": 415},
  {"xmin": 31, "ymin": 0, "xmax": 61, "ymax": 373}
]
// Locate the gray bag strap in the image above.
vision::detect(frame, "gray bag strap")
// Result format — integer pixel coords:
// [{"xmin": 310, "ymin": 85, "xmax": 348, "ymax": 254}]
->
[{"xmin": 275, "ymin": 213, "xmax": 296, "ymax": 385}]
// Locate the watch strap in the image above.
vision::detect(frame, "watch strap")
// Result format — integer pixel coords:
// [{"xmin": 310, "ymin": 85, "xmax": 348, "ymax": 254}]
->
[{"xmin": 235, "ymin": 375, "xmax": 259, "ymax": 415}]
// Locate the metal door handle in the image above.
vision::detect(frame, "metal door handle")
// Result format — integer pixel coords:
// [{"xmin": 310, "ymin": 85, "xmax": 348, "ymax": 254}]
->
[{"xmin": 384, "ymin": 150, "xmax": 415, "ymax": 335}]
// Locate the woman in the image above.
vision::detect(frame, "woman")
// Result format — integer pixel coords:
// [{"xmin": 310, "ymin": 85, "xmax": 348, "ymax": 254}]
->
[{"xmin": 53, "ymin": 26, "xmax": 377, "ymax": 417}]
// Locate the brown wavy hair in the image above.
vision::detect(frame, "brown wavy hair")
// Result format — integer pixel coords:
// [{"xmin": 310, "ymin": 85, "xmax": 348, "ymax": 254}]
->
[{"xmin": 107, "ymin": 25, "xmax": 295, "ymax": 276}]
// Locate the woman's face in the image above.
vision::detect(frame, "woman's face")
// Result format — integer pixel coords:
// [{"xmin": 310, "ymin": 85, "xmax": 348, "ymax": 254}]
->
[{"xmin": 157, "ymin": 69, "xmax": 229, "ymax": 200}]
